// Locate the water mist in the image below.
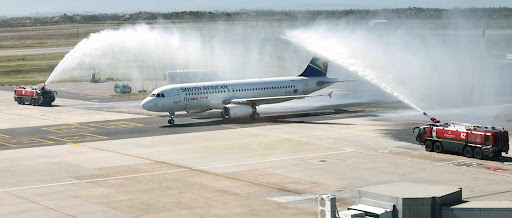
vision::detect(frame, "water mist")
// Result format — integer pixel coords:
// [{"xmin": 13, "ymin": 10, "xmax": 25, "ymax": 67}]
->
[{"xmin": 285, "ymin": 20, "xmax": 512, "ymax": 121}]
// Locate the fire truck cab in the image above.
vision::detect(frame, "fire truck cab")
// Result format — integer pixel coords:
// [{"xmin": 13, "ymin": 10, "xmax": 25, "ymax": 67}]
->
[{"xmin": 414, "ymin": 119, "xmax": 509, "ymax": 159}]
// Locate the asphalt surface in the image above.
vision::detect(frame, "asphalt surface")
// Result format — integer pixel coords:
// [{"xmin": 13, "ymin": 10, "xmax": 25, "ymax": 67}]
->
[
  {"xmin": 0, "ymin": 84, "xmax": 413, "ymax": 151},
  {"xmin": 1, "ymin": 88, "xmax": 512, "ymax": 217},
  {"xmin": 0, "ymin": 109, "xmax": 370, "ymax": 150}
]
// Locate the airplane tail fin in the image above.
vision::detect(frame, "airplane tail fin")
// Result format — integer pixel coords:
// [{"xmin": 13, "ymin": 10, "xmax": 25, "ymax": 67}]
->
[{"xmin": 298, "ymin": 55, "xmax": 329, "ymax": 77}]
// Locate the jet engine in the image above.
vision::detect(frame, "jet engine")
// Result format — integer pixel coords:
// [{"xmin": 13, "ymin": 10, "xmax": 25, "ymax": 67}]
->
[{"xmin": 222, "ymin": 104, "xmax": 255, "ymax": 119}]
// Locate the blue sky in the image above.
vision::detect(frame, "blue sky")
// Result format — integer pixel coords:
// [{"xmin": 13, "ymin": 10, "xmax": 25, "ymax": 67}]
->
[{"xmin": 1, "ymin": 0, "xmax": 511, "ymax": 17}]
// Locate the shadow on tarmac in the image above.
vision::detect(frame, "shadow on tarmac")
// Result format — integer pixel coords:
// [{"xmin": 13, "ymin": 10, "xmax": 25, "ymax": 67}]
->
[
  {"xmin": 494, "ymin": 156, "xmax": 512, "ymax": 163},
  {"xmin": 159, "ymin": 110, "xmax": 367, "ymax": 128}
]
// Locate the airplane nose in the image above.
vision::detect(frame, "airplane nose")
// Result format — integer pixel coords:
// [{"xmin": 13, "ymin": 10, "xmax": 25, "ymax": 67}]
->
[{"xmin": 141, "ymin": 98, "xmax": 153, "ymax": 111}]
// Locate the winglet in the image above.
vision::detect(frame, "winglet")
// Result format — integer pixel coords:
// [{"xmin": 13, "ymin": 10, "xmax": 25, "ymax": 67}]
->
[{"xmin": 328, "ymin": 91, "xmax": 333, "ymax": 98}]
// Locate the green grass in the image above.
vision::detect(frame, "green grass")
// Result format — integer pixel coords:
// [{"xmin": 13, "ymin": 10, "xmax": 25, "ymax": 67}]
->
[
  {"xmin": 0, "ymin": 24, "xmax": 129, "ymax": 86},
  {"xmin": 0, "ymin": 52, "xmax": 66, "ymax": 85},
  {"xmin": 0, "ymin": 24, "xmax": 120, "ymax": 51}
]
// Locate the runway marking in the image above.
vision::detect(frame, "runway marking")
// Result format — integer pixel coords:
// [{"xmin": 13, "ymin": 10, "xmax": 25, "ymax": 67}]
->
[
  {"xmin": 446, "ymin": 161, "xmax": 483, "ymax": 168},
  {"xmin": 437, "ymin": 160, "xmax": 465, "ymax": 165},
  {"xmin": 179, "ymin": 117, "xmax": 353, "ymax": 151},
  {"xmin": 269, "ymin": 194, "xmax": 318, "ymax": 202},
  {"xmin": 0, "ymin": 138, "xmax": 55, "ymax": 147},
  {"xmin": 34, "ymin": 138, "xmax": 55, "ymax": 144},
  {"xmin": 337, "ymin": 201, "xmax": 353, "ymax": 207},
  {"xmin": 67, "ymin": 142, "xmax": 86, "ymax": 147},
  {"xmin": 268, "ymin": 193, "xmax": 353, "ymax": 207},
  {"xmin": 89, "ymin": 121, "xmax": 144, "ymax": 129},
  {"xmin": 0, "ymin": 150, "xmax": 350, "ymax": 192},
  {"xmin": 484, "ymin": 167, "xmax": 509, "ymax": 172},
  {"xmin": 2, "ymin": 190, "xmax": 76, "ymax": 218},
  {"xmin": 263, "ymin": 118, "xmax": 512, "ymax": 179},
  {"xmin": 42, "ymin": 124, "xmax": 96, "ymax": 133},
  {"xmin": 0, "ymin": 142, "xmax": 16, "ymax": 147},
  {"xmin": 48, "ymin": 133, "xmax": 107, "ymax": 142},
  {"xmin": 439, "ymin": 159, "xmax": 512, "ymax": 170},
  {"xmin": 183, "ymin": 117, "xmax": 512, "ymax": 179},
  {"xmin": 464, "ymin": 189, "xmax": 512, "ymax": 200},
  {"xmin": 89, "ymin": 146, "xmax": 302, "ymax": 194},
  {"xmin": 0, "ymin": 134, "xmax": 9, "ymax": 138},
  {"xmin": 295, "ymin": 122, "xmax": 512, "ymax": 170}
]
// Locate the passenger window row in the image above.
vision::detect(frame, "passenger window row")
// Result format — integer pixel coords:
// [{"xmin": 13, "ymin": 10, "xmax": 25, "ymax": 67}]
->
[
  {"xmin": 183, "ymin": 85, "xmax": 296, "ymax": 96},
  {"xmin": 185, "ymin": 90, "xmax": 227, "ymax": 96},
  {"xmin": 232, "ymin": 85, "xmax": 295, "ymax": 92}
]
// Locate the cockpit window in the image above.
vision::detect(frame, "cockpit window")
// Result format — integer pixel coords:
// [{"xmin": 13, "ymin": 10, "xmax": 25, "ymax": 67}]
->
[
  {"xmin": 160, "ymin": 93, "xmax": 165, "ymax": 97},
  {"xmin": 150, "ymin": 94, "xmax": 156, "ymax": 97},
  {"xmin": 156, "ymin": 94, "xmax": 161, "ymax": 97}
]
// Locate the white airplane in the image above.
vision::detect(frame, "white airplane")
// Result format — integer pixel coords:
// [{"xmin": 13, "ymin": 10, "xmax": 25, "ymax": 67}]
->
[{"xmin": 141, "ymin": 56, "xmax": 343, "ymax": 125}]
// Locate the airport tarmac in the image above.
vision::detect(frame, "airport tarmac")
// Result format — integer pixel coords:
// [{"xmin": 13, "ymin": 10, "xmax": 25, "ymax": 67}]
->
[{"xmin": 1, "ymin": 89, "xmax": 512, "ymax": 217}]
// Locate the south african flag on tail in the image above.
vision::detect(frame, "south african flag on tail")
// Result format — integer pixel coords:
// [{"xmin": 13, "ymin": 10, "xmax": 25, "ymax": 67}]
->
[{"xmin": 299, "ymin": 55, "xmax": 329, "ymax": 77}]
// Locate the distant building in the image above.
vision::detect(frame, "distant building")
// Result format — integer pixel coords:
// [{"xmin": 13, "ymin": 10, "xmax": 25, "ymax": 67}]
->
[{"xmin": 369, "ymin": 19, "xmax": 388, "ymax": 26}]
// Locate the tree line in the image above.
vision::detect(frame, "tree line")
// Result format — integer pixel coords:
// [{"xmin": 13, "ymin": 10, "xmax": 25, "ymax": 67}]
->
[{"xmin": 1, "ymin": 7, "xmax": 511, "ymax": 28}]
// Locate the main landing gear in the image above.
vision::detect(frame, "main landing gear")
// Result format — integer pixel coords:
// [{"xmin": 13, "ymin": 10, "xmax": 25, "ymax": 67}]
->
[
  {"xmin": 168, "ymin": 112, "xmax": 175, "ymax": 125},
  {"xmin": 249, "ymin": 112, "xmax": 260, "ymax": 121},
  {"xmin": 249, "ymin": 104, "xmax": 260, "ymax": 121}
]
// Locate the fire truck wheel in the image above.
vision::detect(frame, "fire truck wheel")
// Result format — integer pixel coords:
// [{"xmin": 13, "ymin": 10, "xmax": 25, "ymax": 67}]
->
[
  {"xmin": 464, "ymin": 146, "xmax": 473, "ymax": 158},
  {"xmin": 474, "ymin": 148, "xmax": 483, "ymax": 159},
  {"xmin": 424, "ymin": 141, "xmax": 433, "ymax": 152},
  {"xmin": 31, "ymin": 99, "xmax": 37, "ymax": 106},
  {"xmin": 434, "ymin": 142, "xmax": 443, "ymax": 153},
  {"xmin": 16, "ymin": 98, "xmax": 22, "ymax": 105}
]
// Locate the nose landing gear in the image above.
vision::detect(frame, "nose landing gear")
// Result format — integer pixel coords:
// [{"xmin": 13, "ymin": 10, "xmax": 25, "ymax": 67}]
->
[{"xmin": 168, "ymin": 112, "xmax": 175, "ymax": 125}]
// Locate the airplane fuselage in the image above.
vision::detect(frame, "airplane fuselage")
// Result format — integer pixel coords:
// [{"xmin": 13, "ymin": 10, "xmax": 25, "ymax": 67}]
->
[{"xmin": 141, "ymin": 76, "xmax": 337, "ymax": 113}]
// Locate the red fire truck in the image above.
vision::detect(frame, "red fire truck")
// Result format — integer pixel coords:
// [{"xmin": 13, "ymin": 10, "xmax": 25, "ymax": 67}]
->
[
  {"xmin": 13, "ymin": 86, "xmax": 56, "ymax": 106},
  {"xmin": 414, "ymin": 115, "xmax": 509, "ymax": 159}
]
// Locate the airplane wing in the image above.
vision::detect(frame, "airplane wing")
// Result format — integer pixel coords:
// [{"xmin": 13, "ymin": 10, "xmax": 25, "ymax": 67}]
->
[{"xmin": 224, "ymin": 92, "xmax": 332, "ymax": 106}]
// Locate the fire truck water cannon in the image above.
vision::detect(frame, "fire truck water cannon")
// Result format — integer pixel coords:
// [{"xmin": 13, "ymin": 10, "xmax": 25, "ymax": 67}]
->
[
  {"xmin": 13, "ymin": 84, "xmax": 57, "ymax": 106},
  {"xmin": 422, "ymin": 112, "xmax": 440, "ymax": 123},
  {"xmin": 414, "ymin": 112, "xmax": 509, "ymax": 159}
]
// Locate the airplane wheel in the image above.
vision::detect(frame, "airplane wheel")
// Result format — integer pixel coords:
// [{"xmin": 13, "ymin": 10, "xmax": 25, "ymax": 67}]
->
[
  {"xmin": 168, "ymin": 112, "xmax": 175, "ymax": 124},
  {"xmin": 250, "ymin": 113, "xmax": 260, "ymax": 121}
]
